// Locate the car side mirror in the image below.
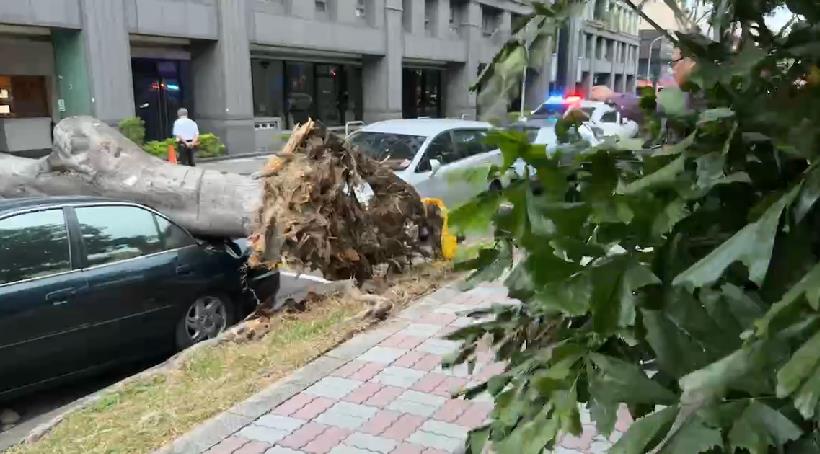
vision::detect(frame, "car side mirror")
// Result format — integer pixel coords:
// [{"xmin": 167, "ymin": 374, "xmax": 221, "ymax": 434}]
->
[{"xmin": 429, "ymin": 158, "xmax": 442, "ymax": 175}]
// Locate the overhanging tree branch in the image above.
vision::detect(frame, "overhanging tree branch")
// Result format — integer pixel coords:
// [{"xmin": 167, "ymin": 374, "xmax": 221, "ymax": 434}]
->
[{"xmin": 622, "ymin": 0, "xmax": 679, "ymax": 45}]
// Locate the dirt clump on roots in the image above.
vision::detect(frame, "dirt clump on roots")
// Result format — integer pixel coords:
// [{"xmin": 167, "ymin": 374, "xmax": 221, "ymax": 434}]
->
[{"xmin": 248, "ymin": 120, "xmax": 444, "ymax": 283}]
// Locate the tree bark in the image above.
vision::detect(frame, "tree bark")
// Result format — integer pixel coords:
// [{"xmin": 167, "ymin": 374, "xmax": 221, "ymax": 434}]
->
[{"xmin": 0, "ymin": 117, "xmax": 260, "ymax": 237}]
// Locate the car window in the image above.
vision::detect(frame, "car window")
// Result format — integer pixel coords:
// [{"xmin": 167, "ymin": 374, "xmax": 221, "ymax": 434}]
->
[
  {"xmin": 75, "ymin": 206, "xmax": 164, "ymax": 267},
  {"xmin": 347, "ymin": 132, "xmax": 427, "ymax": 171},
  {"xmin": 0, "ymin": 209, "xmax": 71, "ymax": 286},
  {"xmin": 417, "ymin": 132, "xmax": 457, "ymax": 172},
  {"xmin": 600, "ymin": 110, "xmax": 619, "ymax": 123},
  {"xmin": 531, "ymin": 103, "xmax": 568, "ymax": 119},
  {"xmin": 154, "ymin": 215, "xmax": 195, "ymax": 249},
  {"xmin": 452, "ymin": 129, "xmax": 489, "ymax": 158}
]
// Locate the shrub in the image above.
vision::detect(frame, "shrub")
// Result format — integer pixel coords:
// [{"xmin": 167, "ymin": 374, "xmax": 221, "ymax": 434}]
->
[
  {"xmin": 142, "ymin": 133, "xmax": 226, "ymax": 160},
  {"xmin": 119, "ymin": 117, "xmax": 145, "ymax": 146},
  {"xmin": 143, "ymin": 138, "xmax": 175, "ymax": 159},
  {"xmin": 197, "ymin": 133, "xmax": 226, "ymax": 158}
]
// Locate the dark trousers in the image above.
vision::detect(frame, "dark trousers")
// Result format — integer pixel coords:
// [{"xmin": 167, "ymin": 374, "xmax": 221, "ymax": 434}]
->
[{"xmin": 177, "ymin": 141, "xmax": 197, "ymax": 167}]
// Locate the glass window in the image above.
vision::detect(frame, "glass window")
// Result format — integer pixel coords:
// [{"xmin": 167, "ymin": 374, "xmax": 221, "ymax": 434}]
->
[
  {"xmin": 75, "ymin": 206, "xmax": 163, "ymax": 267},
  {"xmin": 285, "ymin": 62, "xmax": 315, "ymax": 128},
  {"xmin": 600, "ymin": 110, "xmax": 619, "ymax": 123},
  {"xmin": 452, "ymin": 129, "xmax": 489, "ymax": 158},
  {"xmin": 0, "ymin": 75, "xmax": 49, "ymax": 118},
  {"xmin": 0, "ymin": 210, "xmax": 71, "ymax": 285},
  {"xmin": 348, "ymin": 132, "xmax": 426, "ymax": 170},
  {"xmin": 251, "ymin": 59, "xmax": 285, "ymax": 119},
  {"xmin": 154, "ymin": 215, "xmax": 195, "ymax": 250},
  {"xmin": 418, "ymin": 132, "xmax": 457, "ymax": 172}
]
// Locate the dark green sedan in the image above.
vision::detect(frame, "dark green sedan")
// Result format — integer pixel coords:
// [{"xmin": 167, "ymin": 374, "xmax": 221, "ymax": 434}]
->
[{"xmin": 0, "ymin": 197, "xmax": 278, "ymax": 400}]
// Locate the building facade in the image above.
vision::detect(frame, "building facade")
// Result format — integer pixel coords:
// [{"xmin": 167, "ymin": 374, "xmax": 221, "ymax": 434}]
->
[
  {"xmin": 1, "ymin": 0, "xmax": 536, "ymax": 155},
  {"xmin": 0, "ymin": 0, "xmax": 638, "ymax": 156},
  {"xmin": 556, "ymin": 0, "xmax": 641, "ymax": 97}
]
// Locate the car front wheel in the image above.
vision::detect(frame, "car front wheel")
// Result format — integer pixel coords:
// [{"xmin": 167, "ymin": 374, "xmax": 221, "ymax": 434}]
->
[{"xmin": 175, "ymin": 294, "xmax": 235, "ymax": 349}]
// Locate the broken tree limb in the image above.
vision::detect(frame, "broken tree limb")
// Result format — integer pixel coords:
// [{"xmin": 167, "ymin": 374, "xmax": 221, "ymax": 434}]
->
[{"xmin": 0, "ymin": 117, "xmax": 260, "ymax": 237}]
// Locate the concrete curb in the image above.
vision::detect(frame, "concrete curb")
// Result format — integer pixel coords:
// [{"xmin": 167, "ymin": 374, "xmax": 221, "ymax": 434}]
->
[{"xmin": 198, "ymin": 151, "xmax": 275, "ymax": 163}]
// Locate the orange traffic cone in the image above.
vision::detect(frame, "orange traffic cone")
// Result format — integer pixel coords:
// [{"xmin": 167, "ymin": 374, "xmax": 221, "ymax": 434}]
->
[{"xmin": 167, "ymin": 143, "xmax": 178, "ymax": 164}]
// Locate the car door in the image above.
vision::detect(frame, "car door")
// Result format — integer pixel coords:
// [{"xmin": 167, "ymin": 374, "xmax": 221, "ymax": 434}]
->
[
  {"xmin": 413, "ymin": 129, "xmax": 493, "ymax": 209},
  {"xmin": 71, "ymin": 204, "xmax": 195, "ymax": 361},
  {"xmin": 0, "ymin": 208, "xmax": 91, "ymax": 396}
]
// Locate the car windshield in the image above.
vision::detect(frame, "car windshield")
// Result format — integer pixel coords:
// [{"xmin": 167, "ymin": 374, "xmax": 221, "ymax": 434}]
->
[
  {"xmin": 531, "ymin": 103, "xmax": 568, "ymax": 119},
  {"xmin": 347, "ymin": 132, "xmax": 427, "ymax": 170}
]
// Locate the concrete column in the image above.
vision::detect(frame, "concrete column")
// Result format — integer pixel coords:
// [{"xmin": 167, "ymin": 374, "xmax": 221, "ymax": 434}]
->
[
  {"xmin": 525, "ymin": 34, "xmax": 555, "ymax": 108},
  {"xmin": 445, "ymin": 0, "xmax": 480, "ymax": 119},
  {"xmin": 404, "ymin": 0, "xmax": 425, "ymax": 35},
  {"xmin": 337, "ymin": 0, "xmax": 358, "ymax": 23},
  {"xmin": 290, "ymin": 0, "xmax": 316, "ymax": 19},
  {"xmin": 500, "ymin": 10, "xmax": 512, "ymax": 39},
  {"xmin": 609, "ymin": 42, "xmax": 617, "ymax": 89},
  {"xmin": 191, "ymin": 0, "xmax": 254, "ymax": 154},
  {"xmin": 79, "ymin": 0, "xmax": 134, "ymax": 124},
  {"xmin": 435, "ymin": 0, "xmax": 450, "ymax": 38},
  {"xmin": 586, "ymin": 32, "xmax": 596, "ymax": 93},
  {"xmin": 363, "ymin": 0, "xmax": 403, "ymax": 121},
  {"xmin": 559, "ymin": 17, "xmax": 582, "ymax": 93}
]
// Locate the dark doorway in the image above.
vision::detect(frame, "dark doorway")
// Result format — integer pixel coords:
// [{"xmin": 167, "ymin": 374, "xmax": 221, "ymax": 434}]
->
[
  {"xmin": 402, "ymin": 68, "xmax": 443, "ymax": 118},
  {"xmin": 132, "ymin": 58, "xmax": 192, "ymax": 141}
]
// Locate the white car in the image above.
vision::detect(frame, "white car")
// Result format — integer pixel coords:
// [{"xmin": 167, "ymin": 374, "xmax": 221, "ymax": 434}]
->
[
  {"xmin": 569, "ymin": 100, "xmax": 639, "ymax": 139},
  {"xmin": 347, "ymin": 119, "xmax": 506, "ymax": 209}
]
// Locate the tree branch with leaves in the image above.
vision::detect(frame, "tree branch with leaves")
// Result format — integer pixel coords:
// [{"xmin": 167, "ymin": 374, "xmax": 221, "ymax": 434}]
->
[{"xmin": 450, "ymin": 0, "xmax": 820, "ymax": 453}]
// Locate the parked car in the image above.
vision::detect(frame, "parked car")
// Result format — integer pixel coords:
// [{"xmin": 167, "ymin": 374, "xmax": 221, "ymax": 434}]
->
[
  {"xmin": 347, "ymin": 119, "xmax": 514, "ymax": 209},
  {"xmin": 0, "ymin": 197, "xmax": 278, "ymax": 400}
]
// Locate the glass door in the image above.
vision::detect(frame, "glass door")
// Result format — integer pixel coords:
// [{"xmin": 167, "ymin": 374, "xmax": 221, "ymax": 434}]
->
[{"xmin": 132, "ymin": 59, "xmax": 191, "ymax": 141}]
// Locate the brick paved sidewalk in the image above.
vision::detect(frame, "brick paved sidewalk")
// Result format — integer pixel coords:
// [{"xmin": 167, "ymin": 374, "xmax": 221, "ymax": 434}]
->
[{"xmin": 156, "ymin": 284, "xmax": 632, "ymax": 454}]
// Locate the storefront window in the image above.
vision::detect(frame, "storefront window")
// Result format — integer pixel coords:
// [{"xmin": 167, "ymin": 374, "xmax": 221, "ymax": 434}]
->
[
  {"xmin": 252, "ymin": 59, "xmax": 362, "ymax": 129},
  {"xmin": 251, "ymin": 59, "xmax": 285, "ymax": 119},
  {"xmin": 402, "ymin": 68, "xmax": 443, "ymax": 119},
  {"xmin": 0, "ymin": 75, "xmax": 49, "ymax": 118}
]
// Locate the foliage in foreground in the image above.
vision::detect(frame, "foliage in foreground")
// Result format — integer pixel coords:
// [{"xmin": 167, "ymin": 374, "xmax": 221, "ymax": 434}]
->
[{"xmin": 449, "ymin": 1, "xmax": 820, "ymax": 453}]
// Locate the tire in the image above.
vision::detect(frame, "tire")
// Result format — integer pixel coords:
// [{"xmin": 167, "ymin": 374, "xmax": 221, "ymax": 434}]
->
[{"xmin": 175, "ymin": 294, "xmax": 236, "ymax": 350}]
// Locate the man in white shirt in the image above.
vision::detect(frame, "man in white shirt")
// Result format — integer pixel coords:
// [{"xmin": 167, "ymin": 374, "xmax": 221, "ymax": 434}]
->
[{"xmin": 172, "ymin": 108, "xmax": 199, "ymax": 166}]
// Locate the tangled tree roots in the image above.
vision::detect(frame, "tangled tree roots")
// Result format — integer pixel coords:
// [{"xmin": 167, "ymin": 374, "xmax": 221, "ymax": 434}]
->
[{"xmin": 248, "ymin": 120, "xmax": 444, "ymax": 282}]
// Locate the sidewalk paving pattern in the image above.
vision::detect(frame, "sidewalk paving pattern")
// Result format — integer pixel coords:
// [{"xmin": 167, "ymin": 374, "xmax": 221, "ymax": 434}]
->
[{"xmin": 159, "ymin": 284, "xmax": 631, "ymax": 454}]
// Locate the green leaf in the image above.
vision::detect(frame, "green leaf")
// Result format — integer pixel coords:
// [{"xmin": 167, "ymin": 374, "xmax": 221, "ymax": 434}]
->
[
  {"xmin": 449, "ymin": 190, "xmax": 501, "ymax": 234},
  {"xmin": 652, "ymin": 198, "xmax": 689, "ymax": 237},
  {"xmin": 657, "ymin": 88, "xmax": 687, "ymax": 116},
  {"xmin": 533, "ymin": 273, "xmax": 591, "ymax": 316},
  {"xmin": 643, "ymin": 309, "xmax": 712, "ymax": 378},
  {"xmin": 728, "ymin": 401, "xmax": 803, "ymax": 454},
  {"xmin": 659, "ymin": 415, "xmax": 722, "ymax": 454},
  {"xmin": 678, "ymin": 340, "xmax": 775, "ymax": 408},
  {"xmin": 495, "ymin": 407, "xmax": 559, "ymax": 454},
  {"xmin": 467, "ymin": 427, "xmax": 490, "ymax": 454},
  {"xmin": 457, "ymin": 241, "xmax": 514, "ymax": 290},
  {"xmin": 793, "ymin": 364, "xmax": 820, "ymax": 419},
  {"xmin": 588, "ymin": 354, "xmax": 677, "ymax": 405},
  {"xmin": 617, "ymin": 155, "xmax": 685, "ymax": 195},
  {"xmin": 696, "ymin": 108, "xmax": 735, "ymax": 125},
  {"xmin": 777, "ymin": 329, "xmax": 820, "ymax": 398},
  {"xmin": 588, "ymin": 396, "xmax": 618, "ymax": 436},
  {"xmin": 610, "ymin": 406, "xmax": 678, "ymax": 454},
  {"xmin": 673, "ymin": 187, "xmax": 798, "ymax": 287},
  {"xmin": 795, "ymin": 166, "xmax": 820, "ymax": 223},
  {"xmin": 756, "ymin": 262, "xmax": 820, "ymax": 335}
]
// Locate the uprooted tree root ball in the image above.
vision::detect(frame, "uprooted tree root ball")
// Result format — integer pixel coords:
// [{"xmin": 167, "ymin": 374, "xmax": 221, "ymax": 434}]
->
[{"xmin": 248, "ymin": 120, "xmax": 444, "ymax": 282}]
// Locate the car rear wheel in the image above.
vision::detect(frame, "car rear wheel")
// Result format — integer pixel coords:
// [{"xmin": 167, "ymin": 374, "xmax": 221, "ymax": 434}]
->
[{"xmin": 175, "ymin": 294, "xmax": 235, "ymax": 349}]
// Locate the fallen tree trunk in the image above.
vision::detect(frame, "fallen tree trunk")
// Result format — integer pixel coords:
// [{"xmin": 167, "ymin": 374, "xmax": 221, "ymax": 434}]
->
[
  {"xmin": 0, "ymin": 116, "xmax": 443, "ymax": 281},
  {"xmin": 0, "ymin": 117, "xmax": 259, "ymax": 237}
]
